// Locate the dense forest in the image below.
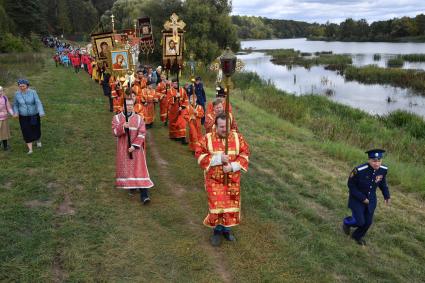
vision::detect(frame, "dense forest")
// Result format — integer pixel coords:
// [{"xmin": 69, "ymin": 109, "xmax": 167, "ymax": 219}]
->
[
  {"xmin": 232, "ymin": 14, "xmax": 425, "ymax": 42},
  {"xmin": 0, "ymin": 0, "xmax": 238, "ymax": 63},
  {"xmin": 232, "ymin": 15, "xmax": 317, "ymax": 39}
]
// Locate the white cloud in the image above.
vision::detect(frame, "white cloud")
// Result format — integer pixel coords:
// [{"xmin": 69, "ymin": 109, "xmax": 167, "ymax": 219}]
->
[{"xmin": 231, "ymin": 0, "xmax": 425, "ymax": 23}]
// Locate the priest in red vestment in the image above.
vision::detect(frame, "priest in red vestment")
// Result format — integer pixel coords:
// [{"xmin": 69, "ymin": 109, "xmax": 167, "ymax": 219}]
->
[
  {"xmin": 195, "ymin": 113, "xmax": 250, "ymax": 246},
  {"xmin": 112, "ymin": 98, "xmax": 154, "ymax": 204}
]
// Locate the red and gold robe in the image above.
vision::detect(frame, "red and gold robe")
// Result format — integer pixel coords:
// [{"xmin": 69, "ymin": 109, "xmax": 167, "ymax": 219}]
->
[
  {"xmin": 195, "ymin": 131, "xmax": 250, "ymax": 228},
  {"xmin": 184, "ymin": 103, "xmax": 204, "ymax": 151},
  {"xmin": 132, "ymin": 83, "xmax": 144, "ymax": 115},
  {"xmin": 167, "ymin": 87, "xmax": 188, "ymax": 139},
  {"xmin": 141, "ymin": 88, "xmax": 157, "ymax": 125},
  {"xmin": 156, "ymin": 81, "xmax": 168, "ymax": 122},
  {"xmin": 112, "ymin": 112, "xmax": 154, "ymax": 189}
]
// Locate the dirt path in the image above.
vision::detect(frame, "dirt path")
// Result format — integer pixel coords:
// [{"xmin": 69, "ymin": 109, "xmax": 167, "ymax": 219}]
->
[{"xmin": 147, "ymin": 131, "xmax": 233, "ymax": 283}]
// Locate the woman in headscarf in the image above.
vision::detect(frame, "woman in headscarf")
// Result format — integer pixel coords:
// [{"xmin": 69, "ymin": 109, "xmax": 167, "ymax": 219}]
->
[
  {"xmin": 0, "ymin": 86, "xmax": 14, "ymax": 151},
  {"xmin": 12, "ymin": 79, "xmax": 45, "ymax": 154}
]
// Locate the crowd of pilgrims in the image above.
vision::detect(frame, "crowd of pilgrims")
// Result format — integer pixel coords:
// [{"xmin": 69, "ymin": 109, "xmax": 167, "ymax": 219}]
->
[{"xmin": 45, "ymin": 38, "xmax": 238, "ymax": 153}]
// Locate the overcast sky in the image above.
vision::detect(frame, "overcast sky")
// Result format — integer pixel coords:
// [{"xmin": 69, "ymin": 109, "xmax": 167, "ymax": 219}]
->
[{"xmin": 231, "ymin": 0, "xmax": 425, "ymax": 23}]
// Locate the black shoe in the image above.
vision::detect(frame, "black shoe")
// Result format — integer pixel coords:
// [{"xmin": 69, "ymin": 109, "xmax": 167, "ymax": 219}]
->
[
  {"xmin": 164, "ymin": 121, "xmax": 168, "ymax": 126},
  {"xmin": 210, "ymin": 231, "xmax": 222, "ymax": 247},
  {"xmin": 353, "ymin": 238, "xmax": 366, "ymax": 246},
  {"xmin": 223, "ymin": 231, "xmax": 236, "ymax": 242},
  {"xmin": 142, "ymin": 197, "xmax": 151, "ymax": 205},
  {"xmin": 181, "ymin": 138, "xmax": 188, "ymax": 145},
  {"xmin": 342, "ymin": 223, "xmax": 350, "ymax": 235}
]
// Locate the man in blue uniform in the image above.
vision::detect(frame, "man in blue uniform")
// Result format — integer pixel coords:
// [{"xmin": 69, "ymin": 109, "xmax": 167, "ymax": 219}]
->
[
  {"xmin": 342, "ymin": 149, "xmax": 391, "ymax": 246},
  {"xmin": 187, "ymin": 76, "xmax": 206, "ymax": 124}
]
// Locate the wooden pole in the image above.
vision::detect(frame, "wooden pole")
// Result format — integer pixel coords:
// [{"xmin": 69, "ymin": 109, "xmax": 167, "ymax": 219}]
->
[{"xmin": 224, "ymin": 78, "xmax": 230, "ymax": 186}]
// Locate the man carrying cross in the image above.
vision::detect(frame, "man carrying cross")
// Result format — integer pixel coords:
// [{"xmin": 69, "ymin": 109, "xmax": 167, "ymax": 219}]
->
[{"xmin": 112, "ymin": 96, "xmax": 154, "ymax": 204}]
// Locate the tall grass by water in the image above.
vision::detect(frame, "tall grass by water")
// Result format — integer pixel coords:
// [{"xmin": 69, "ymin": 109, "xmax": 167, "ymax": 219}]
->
[
  {"xmin": 387, "ymin": 57, "xmax": 404, "ymax": 68},
  {"xmin": 344, "ymin": 65, "xmax": 425, "ymax": 94},
  {"xmin": 401, "ymin": 54, "xmax": 425, "ymax": 62}
]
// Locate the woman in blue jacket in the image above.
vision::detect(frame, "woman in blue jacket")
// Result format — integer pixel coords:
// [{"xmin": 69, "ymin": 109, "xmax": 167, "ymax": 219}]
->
[{"xmin": 12, "ymin": 79, "xmax": 45, "ymax": 154}]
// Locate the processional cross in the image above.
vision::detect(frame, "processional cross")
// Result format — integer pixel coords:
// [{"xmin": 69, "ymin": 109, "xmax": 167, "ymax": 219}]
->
[{"xmin": 163, "ymin": 13, "xmax": 186, "ymax": 42}]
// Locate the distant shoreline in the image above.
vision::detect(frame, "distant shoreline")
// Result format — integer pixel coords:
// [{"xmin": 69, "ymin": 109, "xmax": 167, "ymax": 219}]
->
[{"xmin": 239, "ymin": 36, "xmax": 425, "ymax": 43}]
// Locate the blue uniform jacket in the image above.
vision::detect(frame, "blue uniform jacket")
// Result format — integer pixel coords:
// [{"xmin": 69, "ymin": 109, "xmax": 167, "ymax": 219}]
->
[
  {"xmin": 187, "ymin": 83, "xmax": 206, "ymax": 106},
  {"xmin": 347, "ymin": 163, "xmax": 390, "ymax": 213}
]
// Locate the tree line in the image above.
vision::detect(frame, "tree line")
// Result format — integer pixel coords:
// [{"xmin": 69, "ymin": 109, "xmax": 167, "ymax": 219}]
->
[
  {"xmin": 0, "ymin": 0, "xmax": 114, "ymax": 52},
  {"xmin": 0, "ymin": 0, "xmax": 239, "ymax": 64},
  {"xmin": 232, "ymin": 15, "xmax": 315, "ymax": 39},
  {"xmin": 312, "ymin": 15, "xmax": 425, "ymax": 41},
  {"xmin": 232, "ymin": 14, "xmax": 425, "ymax": 42}
]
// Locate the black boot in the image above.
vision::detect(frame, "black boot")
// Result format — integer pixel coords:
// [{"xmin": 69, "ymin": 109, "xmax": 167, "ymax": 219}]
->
[
  {"xmin": 180, "ymin": 137, "xmax": 188, "ymax": 145},
  {"xmin": 223, "ymin": 231, "xmax": 236, "ymax": 242},
  {"xmin": 140, "ymin": 188, "xmax": 151, "ymax": 204},
  {"xmin": 210, "ymin": 230, "xmax": 222, "ymax": 247},
  {"xmin": 342, "ymin": 223, "xmax": 350, "ymax": 235},
  {"xmin": 2, "ymin": 140, "xmax": 9, "ymax": 151}
]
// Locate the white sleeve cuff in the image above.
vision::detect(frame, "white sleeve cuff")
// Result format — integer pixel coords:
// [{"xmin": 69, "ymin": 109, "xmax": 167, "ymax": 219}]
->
[
  {"xmin": 231, "ymin": 162, "xmax": 241, "ymax": 172},
  {"xmin": 210, "ymin": 154, "xmax": 223, "ymax": 166}
]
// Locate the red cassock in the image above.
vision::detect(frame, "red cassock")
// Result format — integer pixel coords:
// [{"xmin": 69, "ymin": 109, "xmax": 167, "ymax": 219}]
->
[
  {"xmin": 112, "ymin": 112, "xmax": 154, "ymax": 189},
  {"xmin": 156, "ymin": 82, "xmax": 168, "ymax": 122},
  {"xmin": 184, "ymin": 103, "xmax": 204, "ymax": 151},
  {"xmin": 195, "ymin": 131, "xmax": 250, "ymax": 228},
  {"xmin": 141, "ymin": 88, "xmax": 157, "ymax": 125},
  {"xmin": 167, "ymin": 87, "xmax": 188, "ymax": 139}
]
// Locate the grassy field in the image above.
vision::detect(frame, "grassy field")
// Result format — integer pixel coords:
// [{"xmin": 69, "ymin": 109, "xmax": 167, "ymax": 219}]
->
[{"xmin": 1, "ymin": 53, "xmax": 425, "ymax": 282}]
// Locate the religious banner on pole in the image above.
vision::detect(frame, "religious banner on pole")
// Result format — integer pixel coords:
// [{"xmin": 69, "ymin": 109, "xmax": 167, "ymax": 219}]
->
[
  {"xmin": 162, "ymin": 13, "xmax": 186, "ymax": 74},
  {"xmin": 138, "ymin": 17, "xmax": 155, "ymax": 54}
]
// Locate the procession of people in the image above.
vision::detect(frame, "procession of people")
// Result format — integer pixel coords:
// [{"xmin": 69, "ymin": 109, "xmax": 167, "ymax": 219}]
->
[{"xmin": 0, "ymin": 28, "xmax": 392, "ymax": 248}]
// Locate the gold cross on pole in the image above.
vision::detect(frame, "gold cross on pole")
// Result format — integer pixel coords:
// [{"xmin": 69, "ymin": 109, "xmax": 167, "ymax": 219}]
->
[
  {"xmin": 163, "ymin": 13, "xmax": 186, "ymax": 42},
  {"xmin": 111, "ymin": 14, "xmax": 115, "ymax": 33}
]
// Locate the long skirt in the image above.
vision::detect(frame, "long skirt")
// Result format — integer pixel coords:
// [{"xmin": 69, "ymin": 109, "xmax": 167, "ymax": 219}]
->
[
  {"xmin": 19, "ymin": 114, "xmax": 41, "ymax": 143},
  {"xmin": 0, "ymin": 119, "xmax": 11, "ymax": 140}
]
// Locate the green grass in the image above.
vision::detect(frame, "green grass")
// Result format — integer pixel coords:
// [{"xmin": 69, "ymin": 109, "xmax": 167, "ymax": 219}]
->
[
  {"xmin": 1, "ymin": 50, "xmax": 425, "ymax": 282},
  {"xmin": 344, "ymin": 65, "xmax": 425, "ymax": 94}
]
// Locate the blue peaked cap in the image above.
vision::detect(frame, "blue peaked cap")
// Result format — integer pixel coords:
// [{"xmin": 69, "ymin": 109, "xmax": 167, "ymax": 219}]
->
[{"xmin": 366, "ymin": 149, "xmax": 385, "ymax": 159}]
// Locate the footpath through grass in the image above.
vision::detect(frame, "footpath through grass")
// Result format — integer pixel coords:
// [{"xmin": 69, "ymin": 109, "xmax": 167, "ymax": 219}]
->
[{"xmin": 1, "ymin": 55, "xmax": 425, "ymax": 282}]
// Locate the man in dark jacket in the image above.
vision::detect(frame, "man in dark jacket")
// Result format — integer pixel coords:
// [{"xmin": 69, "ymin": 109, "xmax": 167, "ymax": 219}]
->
[
  {"xmin": 342, "ymin": 149, "xmax": 391, "ymax": 246},
  {"xmin": 187, "ymin": 76, "xmax": 206, "ymax": 124}
]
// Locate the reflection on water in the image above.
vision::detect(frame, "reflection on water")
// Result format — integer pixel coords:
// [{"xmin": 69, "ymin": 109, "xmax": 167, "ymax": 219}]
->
[{"xmin": 238, "ymin": 52, "xmax": 425, "ymax": 118}]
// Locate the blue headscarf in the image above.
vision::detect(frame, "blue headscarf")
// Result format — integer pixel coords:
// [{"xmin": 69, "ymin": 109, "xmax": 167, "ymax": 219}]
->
[{"xmin": 17, "ymin": 79, "xmax": 30, "ymax": 86}]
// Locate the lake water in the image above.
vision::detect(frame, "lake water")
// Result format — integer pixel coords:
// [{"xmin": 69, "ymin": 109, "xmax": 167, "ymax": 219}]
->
[{"xmin": 239, "ymin": 39, "xmax": 425, "ymax": 118}]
